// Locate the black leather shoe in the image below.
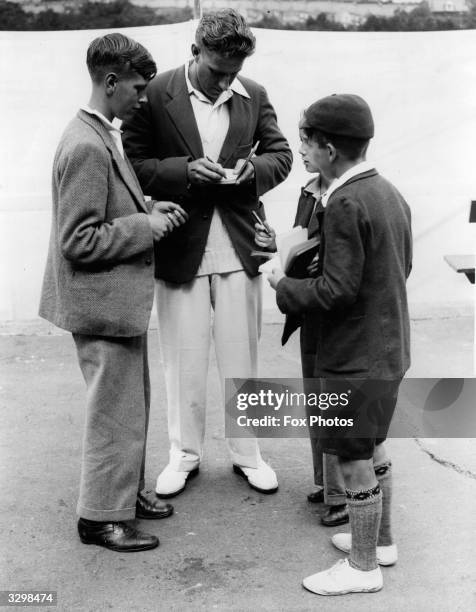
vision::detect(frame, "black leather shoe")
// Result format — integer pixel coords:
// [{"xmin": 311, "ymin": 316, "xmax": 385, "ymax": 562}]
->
[
  {"xmin": 307, "ymin": 489, "xmax": 325, "ymax": 503},
  {"xmin": 136, "ymin": 491, "xmax": 174, "ymax": 520},
  {"xmin": 78, "ymin": 519, "xmax": 159, "ymax": 552},
  {"xmin": 321, "ymin": 504, "xmax": 349, "ymax": 527}
]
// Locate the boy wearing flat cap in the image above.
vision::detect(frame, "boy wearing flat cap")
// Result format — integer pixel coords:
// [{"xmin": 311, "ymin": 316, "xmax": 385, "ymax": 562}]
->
[{"xmin": 267, "ymin": 94, "xmax": 412, "ymax": 595}]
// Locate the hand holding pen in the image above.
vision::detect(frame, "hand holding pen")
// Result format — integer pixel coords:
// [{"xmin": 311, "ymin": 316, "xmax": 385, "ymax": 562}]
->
[
  {"xmin": 252, "ymin": 210, "xmax": 276, "ymax": 250},
  {"xmin": 187, "ymin": 157, "xmax": 226, "ymax": 184},
  {"xmin": 187, "ymin": 141, "xmax": 260, "ymax": 185},
  {"xmin": 234, "ymin": 140, "xmax": 260, "ymax": 184}
]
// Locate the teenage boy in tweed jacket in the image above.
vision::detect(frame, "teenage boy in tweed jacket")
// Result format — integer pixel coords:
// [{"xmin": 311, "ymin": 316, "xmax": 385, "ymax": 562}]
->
[{"xmin": 39, "ymin": 33, "xmax": 188, "ymax": 552}]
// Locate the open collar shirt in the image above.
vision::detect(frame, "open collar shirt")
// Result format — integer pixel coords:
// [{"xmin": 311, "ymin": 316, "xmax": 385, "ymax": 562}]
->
[
  {"xmin": 81, "ymin": 105, "xmax": 125, "ymax": 159},
  {"xmin": 184, "ymin": 64, "xmax": 251, "ymax": 276}
]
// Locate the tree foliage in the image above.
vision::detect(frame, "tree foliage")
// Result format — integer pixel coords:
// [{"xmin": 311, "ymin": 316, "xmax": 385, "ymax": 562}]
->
[
  {"xmin": 0, "ymin": 0, "xmax": 473, "ymax": 31},
  {"xmin": 0, "ymin": 0, "xmax": 192, "ymax": 30}
]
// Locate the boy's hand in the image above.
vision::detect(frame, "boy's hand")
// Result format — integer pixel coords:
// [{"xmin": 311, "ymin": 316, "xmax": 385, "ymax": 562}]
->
[
  {"xmin": 306, "ymin": 253, "xmax": 319, "ymax": 276},
  {"xmin": 152, "ymin": 201, "xmax": 188, "ymax": 227},
  {"xmin": 149, "ymin": 212, "xmax": 173, "ymax": 241},
  {"xmin": 254, "ymin": 222, "xmax": 276, "ymax": 251},
  {"xmin": 267, "ymin": 267, "xmax": 285, "ymax": 290}
]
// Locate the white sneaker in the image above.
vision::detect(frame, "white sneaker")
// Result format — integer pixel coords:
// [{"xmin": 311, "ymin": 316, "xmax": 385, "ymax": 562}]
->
[
  {"xmin": 155, "ymin": 464, "xmax": 199, "ymax": 498},
  {"xmin": 233, "ymin": 458, "xmax": 278, "ymax": 493},
  {"xmin": 303, "ymin": 558, "xmax": 383, "ymax": 596},
  {"xmin": 332, "ymin": 533, "xmax": 398, "ymax": 566}
]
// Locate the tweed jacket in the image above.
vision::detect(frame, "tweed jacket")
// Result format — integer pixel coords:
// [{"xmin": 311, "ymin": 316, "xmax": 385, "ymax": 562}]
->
[
  {"xmin": 39, "ymin": 110, "xmax": 155, "ymax": 337},
  {"xmin": 122, "ymin": 65, "xmax": 292, "ymax": 283},
  {"xmin": 276, "ymin": 169, "xmax": 412, "ymax": 379}
]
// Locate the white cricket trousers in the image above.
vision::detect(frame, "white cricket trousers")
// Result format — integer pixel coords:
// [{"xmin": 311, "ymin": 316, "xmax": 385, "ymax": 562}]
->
[{"xmin": 156, "ymin": 270, "xmax": 262, "ymax": 471}]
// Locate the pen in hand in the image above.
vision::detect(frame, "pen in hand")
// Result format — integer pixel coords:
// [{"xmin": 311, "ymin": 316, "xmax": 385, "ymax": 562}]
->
[
  {"xmin": 204, "ymin": 155, "xmax": 227, "ymax": 180},
  {"xmin": 205, "ymin": 155, "xmax": 224, "ymax": 170},
  {"xmin": 251, "ymin": 210, "xmax": 272, "ymax": 236},
  {"xmin": 235, "ymin": 141, "xmax": 260, "ymax": 181}
]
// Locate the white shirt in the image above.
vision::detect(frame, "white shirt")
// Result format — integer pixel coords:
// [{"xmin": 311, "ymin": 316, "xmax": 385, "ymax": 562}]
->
[
  {"xmin": 81, "ymin": 105, "xmax": 124, "ymax": 159},
  {"xmin": 184, "ymin": 64, "xmax": 251, "ymax": 276},
  {"xmin": 321, "ymin": 161, "xmax": 375, "ymax": 207},
  {"xmin": 185, "ymin": 64, "xmax": 250, "ymax": 162}
]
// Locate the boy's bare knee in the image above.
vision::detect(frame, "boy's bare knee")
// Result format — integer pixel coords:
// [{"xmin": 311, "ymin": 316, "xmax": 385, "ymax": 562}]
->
[
  {"xmin": 373, "ymin": 441, "xmax": 387, "ymax": 466},
  {"xmin": 339, "ymin": 457, "xmax": 376, "ymax": 490}
]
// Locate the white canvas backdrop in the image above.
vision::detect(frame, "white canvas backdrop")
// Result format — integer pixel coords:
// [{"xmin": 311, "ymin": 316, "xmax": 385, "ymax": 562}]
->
[{"xmin": 0, "ymin": 23, "xmax": 475, "ymax": 320}]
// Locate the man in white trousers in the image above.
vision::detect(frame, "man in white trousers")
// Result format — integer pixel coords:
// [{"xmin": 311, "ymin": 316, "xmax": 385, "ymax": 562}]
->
[{"xmin": 122, "ymin": 9, "xmax": 292, "ymax": 497}]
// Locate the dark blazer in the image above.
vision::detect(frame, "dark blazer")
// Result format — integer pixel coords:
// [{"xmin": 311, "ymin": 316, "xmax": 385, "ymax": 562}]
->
[
  {"xmin": 122, "ymin": 65, "xmax": 292, "ymax": 283},
  {"xmin": 281, "ymin": 178, "xmax": 324, "ymax": 348},
  {"xmin": 39, "ymin": 111, "xmax": 155, "ymax": 337},
  {"xmin": 276, "ymin": 169, "xmax": 412, "ymax": 379}
]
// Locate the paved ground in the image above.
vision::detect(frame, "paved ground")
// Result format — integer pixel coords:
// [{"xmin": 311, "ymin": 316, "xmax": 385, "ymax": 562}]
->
[{"xmin": 0, "ymin": 308, "xmax": 475, "ymax": 611}]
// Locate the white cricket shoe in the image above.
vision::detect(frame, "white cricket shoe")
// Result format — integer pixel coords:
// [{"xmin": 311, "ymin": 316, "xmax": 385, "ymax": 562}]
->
[
  {"xmin": 332, "ymin": 532, "xmax": 398, "ymax": 566},
  {"xmin": 233, "ymin": 458, "xmax": 278, "ymax": 493},
  {"xmin": 155, "ymin": 464, "xmax": 199, "ymax": 498},
  {"xmin": 303, "ymin": 558, "xmax": 383, "ymax": 596}
]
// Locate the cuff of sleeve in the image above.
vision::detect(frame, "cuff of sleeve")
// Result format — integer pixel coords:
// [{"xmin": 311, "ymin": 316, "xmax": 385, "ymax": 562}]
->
[
  {"xmin": 275, "ymin": 277, "xmax": 289, "ymax": 313},
  {"xmin": 249, "ymin": 159, "xmax": 260, "ymax": 196},
  {"xmin": 138, "ymin": 212, "xmax": 154, "ymax": 249}
]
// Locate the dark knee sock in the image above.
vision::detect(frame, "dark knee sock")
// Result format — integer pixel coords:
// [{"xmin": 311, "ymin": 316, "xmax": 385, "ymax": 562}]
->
[
  {"xmin": 346, "ymin": 484, "xmax": 382, "ymax": 571},
  {"xmin": 375, "ymin": 461, "xmax": 393, "ymax": 546}
]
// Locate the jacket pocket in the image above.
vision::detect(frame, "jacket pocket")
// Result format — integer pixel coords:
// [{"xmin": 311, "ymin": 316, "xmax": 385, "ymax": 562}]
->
[
  {"xmin": 229, "ymin": 143, "xmax": 253, "ymax": 167},
  {"xmin": 320, "ymin": 315, "xmax": 369, "ymax": 375}
]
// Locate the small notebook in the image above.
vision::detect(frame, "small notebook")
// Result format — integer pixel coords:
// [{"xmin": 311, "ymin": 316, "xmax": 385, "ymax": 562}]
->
[
  {"xmin": 218, "ymin": 169, "xmax": 238, "ymax": 184},
  {"xmin": 257, "ymin": 226, "xmax": 319, "ymax": 278},
  {"xmin": 284, "ymin": 237, "xmax": 319, "ymax": 279}
]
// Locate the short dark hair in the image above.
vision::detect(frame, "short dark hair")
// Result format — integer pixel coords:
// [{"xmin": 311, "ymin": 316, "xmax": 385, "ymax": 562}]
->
[
  {"xmin": 195, "ymin": 9, "xmax": 256, "ymax": 59},
  {"xmin": 302, "ymin": 127, "xmax": 369, "ymax": 161},
  {"xmin": 86, "ymin": 33, "xmax": 156, "ymax": 82}
]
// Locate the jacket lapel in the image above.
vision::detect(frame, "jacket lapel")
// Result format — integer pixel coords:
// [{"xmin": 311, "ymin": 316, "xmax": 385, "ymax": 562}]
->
[
  {"xmin": 308, "ymin": 199, "xmax": 324, "ymax": 239},
  {"xmin": 116, "ymin": 150, "xmax": 149, "ymax": 213},
  {"xmin": 218, "ymin": 88, "xmax": 252, "ymax": 167},
  {"xmin": 164, "ymin": 68, "xmax": 203, "ymax": 159},
  {"xmin": 78, "ymin": 111, "xmax": 148, "ymax": 213},
  {"xmin": 297, "ymin": 178, "xmax": 324, "ymax": 239},
  {"xmin": 296, "ymin": 190, "xmax": 314, "ymax": 229}
]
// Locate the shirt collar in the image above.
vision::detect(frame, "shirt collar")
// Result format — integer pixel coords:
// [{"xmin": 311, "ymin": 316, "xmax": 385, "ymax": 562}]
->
[
  {"xmin": 81, "ymin": 105, "xmax": 122, "ymax": 134},
  {"xmin": 229, "ymin": 76, "xmax": 250, "ymax": 99},
  {"xmin": 321, "ymin": 161, "xmax": 375, "ymax": 207},
  {"xmin": 184, "ymin": 63, "xmax": 250, "ymax": 105},
  {"xmin": 303, "ymin": 175, "xmax": 323, "ymax": 199}
]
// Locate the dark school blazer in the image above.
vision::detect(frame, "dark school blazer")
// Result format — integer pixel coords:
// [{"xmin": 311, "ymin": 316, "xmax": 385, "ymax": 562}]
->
[
  {"xmin": 122, "ymin": 65, "xmax": 292, "ymax": 283},
  {"xmin": 276, "ymin": 169, "xmax": 412, "ymax": 379},
  {"xmin": 281, "ymin": 177, "xmax": 324, "ymax": 348}
]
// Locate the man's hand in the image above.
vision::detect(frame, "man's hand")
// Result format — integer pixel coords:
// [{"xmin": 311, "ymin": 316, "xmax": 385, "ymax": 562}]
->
[
  {"xmin": 234, "ymin": 159, "xmax": 255, "ymax": 185},
  {"xmin": 187, "ymin": 158, "xmax": 227, "ymax": 184},
  {"xmin": 151, "ymin": 200, "xmax": 188, "ymax": 227},
  {"xmin": 267, "ymin": 267, "xmax": 285, "ymax": 290},
  {"xmin": 254, "ymin": 222, "xmax": 276, "ymax": 251}
]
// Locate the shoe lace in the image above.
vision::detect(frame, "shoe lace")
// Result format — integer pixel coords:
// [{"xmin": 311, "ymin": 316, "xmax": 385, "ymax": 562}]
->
[
  {"xmin": 327, "ymin": 558, "xmax": 348, "ymax": 579},
  {"xmin": 113, "ymin": 523, "xmax": 136, "ymax": 537}
]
